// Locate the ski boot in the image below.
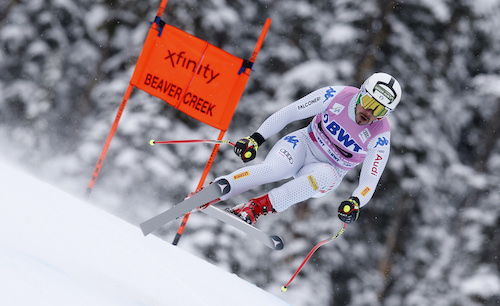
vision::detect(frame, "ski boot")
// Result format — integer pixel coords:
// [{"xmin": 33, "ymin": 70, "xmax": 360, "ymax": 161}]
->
[{"xmin": 230, "ymin": 194, "xmax": 276, "ymax": 225}]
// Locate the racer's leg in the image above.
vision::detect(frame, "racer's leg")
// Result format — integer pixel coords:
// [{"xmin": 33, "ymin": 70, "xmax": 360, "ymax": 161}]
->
[
  {"xmin": 218, "ymin": 130, "xmax": 308, "ymax": 201},
  {"xmin": 269, "ymin": 162, "xmax": 343, "ymax": 212}
]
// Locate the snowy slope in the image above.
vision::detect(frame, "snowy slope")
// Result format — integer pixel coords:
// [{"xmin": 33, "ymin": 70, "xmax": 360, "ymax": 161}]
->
[{"xmin": 0, "ymin": 159, "xmax": 290, "ymax": 306}]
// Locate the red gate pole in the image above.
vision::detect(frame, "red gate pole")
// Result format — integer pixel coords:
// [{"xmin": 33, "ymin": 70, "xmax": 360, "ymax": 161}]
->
[
  {"xmin": 84, "ymin": 84, "xmax": 134, "ymax": 199},
  {"xmin": 171, "ymin": 18, "xmax": 272, "ymax": 245},
  {"xmin": 84, "ymin": 0, "xmax": 170, "ymax": 199},
  {"xmin": 172, "ymin": 129, "xmax": 227, "ymax": 245}
]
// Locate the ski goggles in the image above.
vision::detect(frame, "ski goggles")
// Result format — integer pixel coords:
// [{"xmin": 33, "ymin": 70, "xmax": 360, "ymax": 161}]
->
[{"xmin": 357, "ymin": 90, "xmax": 389, "ymax": 117}]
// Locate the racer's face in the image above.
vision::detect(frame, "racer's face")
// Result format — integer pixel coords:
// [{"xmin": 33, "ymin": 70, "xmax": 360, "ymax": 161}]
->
[{"xmin": 355, "ymin": 103, "xmax": 377, "ymax": 125}]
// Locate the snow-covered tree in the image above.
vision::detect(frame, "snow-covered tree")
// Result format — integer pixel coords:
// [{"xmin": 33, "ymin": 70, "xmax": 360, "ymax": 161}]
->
[{"xmin": 1, "ymin": 0, "xmax": 499, "ymax": 305}]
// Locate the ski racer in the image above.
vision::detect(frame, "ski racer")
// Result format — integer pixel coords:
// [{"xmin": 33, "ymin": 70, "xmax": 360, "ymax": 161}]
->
[{"xmin": 198, "ymin": 72, "xmax": 402, "ymax": 225}]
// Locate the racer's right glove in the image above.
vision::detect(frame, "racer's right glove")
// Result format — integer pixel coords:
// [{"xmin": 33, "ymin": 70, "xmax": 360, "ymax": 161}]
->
[{"xmin": 233, "ymin": 132, "xmax": 265, "ymax": 163}]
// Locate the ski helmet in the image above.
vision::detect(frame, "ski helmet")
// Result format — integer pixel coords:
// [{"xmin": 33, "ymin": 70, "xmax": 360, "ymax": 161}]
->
[{"xmin": 358, "ymin": 72, "xmax": 402, "ymax": 117}]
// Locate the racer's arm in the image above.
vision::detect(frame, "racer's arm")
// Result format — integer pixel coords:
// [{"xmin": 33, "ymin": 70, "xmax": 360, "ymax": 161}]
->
[
  {"xmin": 351, "ymin": 131, "xmax": 391, "ymax": 207},
  {"xmin": 255, "ymin": 86, "xmax": 345, "ymax": 139},
  {"xmin": 234, "ymin": 86, "xmax": 344, "ymax": 162}
]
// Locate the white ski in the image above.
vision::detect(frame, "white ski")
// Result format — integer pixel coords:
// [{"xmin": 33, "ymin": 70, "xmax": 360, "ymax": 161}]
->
[
  {"xmin": 140, "ymin": 179, "xmax": 231, "ymax": 236},
  {"xmin": 202, "ymin": 206, "xmax": 284, "ymax": 251}
]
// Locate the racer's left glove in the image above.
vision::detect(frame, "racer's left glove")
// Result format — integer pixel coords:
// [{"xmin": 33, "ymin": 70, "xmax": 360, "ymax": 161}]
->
[{"xmin": 338, "ymin": 197, "xmax": 360, "ymax": 223}]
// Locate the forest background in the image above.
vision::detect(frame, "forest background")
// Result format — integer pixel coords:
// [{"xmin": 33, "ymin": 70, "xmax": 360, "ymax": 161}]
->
[{"xmin": 1, "ymin": 0, "xmax": 500, "ymax": 305}]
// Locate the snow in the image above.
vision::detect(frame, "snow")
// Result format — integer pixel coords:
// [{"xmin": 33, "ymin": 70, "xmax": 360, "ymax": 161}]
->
[
  {"xmin": 461, "ymin": 266, "xmax": 500, "ymax": 299},
  {"xmin": 3, "ymin": 1, "xmax": 500, "ymax": 304},
  {"xmin": 0, "ymin": 159, "xmax": 290, "ymax": 306},
  {"xmin": 323, "ymin": 24, "xmax": 359, "ymax": 45}
]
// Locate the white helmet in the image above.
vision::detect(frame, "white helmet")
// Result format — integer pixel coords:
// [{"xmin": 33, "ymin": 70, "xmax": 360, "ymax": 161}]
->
[{"xmin": 359, "ymin": 72, "xmax": 402, "ymax": 117}]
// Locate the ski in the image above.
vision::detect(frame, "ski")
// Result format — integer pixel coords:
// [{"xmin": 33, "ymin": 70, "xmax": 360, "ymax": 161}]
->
[
  {"xmin": 202, "ymin": 206, "xmax": 284, "ymax": 251},
  {"xmin": 140, "ymin": 179, "xmax": 231, "ymax": 236}
]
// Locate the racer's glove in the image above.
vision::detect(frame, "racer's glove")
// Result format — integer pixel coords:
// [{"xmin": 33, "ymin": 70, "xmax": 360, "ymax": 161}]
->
[
  {"xmin": 338, "ymin": 197, "xmax": 360, "ymax": 223},
  {"xmin": 234, "ymin": 132, "xmax": 265, "ymax": 163}
]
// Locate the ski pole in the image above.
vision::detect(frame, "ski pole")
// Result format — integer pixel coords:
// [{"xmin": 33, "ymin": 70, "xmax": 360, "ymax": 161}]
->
[
  {"xmin": 281, "ymin": 223, "xmax": 347, "ymax": 292},
  {"xmin": 149, "ymin": 139, "xmax": 235, "ymax": 146}
]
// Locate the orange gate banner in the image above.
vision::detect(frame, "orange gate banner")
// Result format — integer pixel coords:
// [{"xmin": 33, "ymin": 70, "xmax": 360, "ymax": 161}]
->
[
  {"xmin": 131, "ymin": 24, "xmax": 249, "ymax": 131},
  {"xmin": 84, "ymin": 0, "xmax": 271, "ymax": 200}
]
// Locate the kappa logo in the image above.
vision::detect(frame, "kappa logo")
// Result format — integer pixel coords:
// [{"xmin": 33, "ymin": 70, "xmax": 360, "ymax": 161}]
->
[
  {"xmin": 284, "ymin": 136, "xmax": 299, "ymax": 149},
  {"xmin": 374, "ymin": 137, "xmax": 389, "ymax": 148},
  {"xmin": 323, "ymin": 87, "xmax": 337, "ymax": 102}
]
